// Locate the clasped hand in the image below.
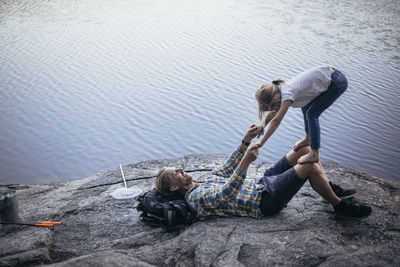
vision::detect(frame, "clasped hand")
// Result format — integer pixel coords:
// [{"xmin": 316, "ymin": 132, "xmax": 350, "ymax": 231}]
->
[
  {"xmin": 243, "ymin": 143, "xmax": 259, "ymax": 163},
  {"xmin": 242, "ymin": 124, "xmax": 263, "ymax": 163},
  {"xmin": 243, "ymin": 124, "xmax": 262, "ymax": 143},
  {"xmin": 243, "ymin": 124, "xmax": 265, "ymax": 149}
]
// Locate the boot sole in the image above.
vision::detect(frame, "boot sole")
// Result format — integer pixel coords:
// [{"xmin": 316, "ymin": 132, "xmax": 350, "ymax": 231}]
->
[
  {"xmin": 321, "ymin": 193, "xmax": 356, "ymax": 203},
  {"xmin": 334, "ymin": 211, "xmax": 372, "ymax": 219}
]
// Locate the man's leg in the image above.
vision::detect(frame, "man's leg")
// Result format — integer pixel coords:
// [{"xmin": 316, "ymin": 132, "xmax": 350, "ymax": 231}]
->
[
  {"xmin": 287, "ymin": 147, "xmax": 355, "ymax": 198},
  {"xmin": 294, "ymin": 163, "xmax": 341, "ymax": 205},
  {"xmin": 286, "ymin": 146, "xmax": 310, "ymax": 166},
  {"xmin": 294, "ymin": 163, "xmax": 371, "ymax": 218},
  {"xmin": 262, "ymin": 146, "xmax": 355, "ymax": 204},
  {"xmin": 263, "ymin": 146, "xmax": 310, "ymax": 177}
]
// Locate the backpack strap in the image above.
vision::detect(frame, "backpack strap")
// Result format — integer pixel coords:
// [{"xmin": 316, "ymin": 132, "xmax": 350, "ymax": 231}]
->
[
  {"xmin": 163, "ymin": 203, "xmax": 176, "ymax": 228},
  {"xmin": 139, "ymin": 213, "xmax": 163, "ymax": 227},
  {"xmin": 171, "ymin": 203, "xmax": 186, "ymax": 217}
]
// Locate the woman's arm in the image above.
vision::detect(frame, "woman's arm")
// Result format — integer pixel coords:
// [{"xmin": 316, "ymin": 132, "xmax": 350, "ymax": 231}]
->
[
  {"xmin": 257, "ymin": 110, "xmax": 277, "ymax": 138},
  {"xmin": 257, "ymin": 100, "xmax": 292, "ymax": 147}
]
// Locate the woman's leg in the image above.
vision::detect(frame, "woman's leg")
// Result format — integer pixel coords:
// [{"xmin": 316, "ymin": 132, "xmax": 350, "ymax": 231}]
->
[
  {"xmin": 293, "ymin": 108, "xmax": 310, "ymax": 151},
  {"xmin": 298, "ymin": 69, "xmax": 348, "ymax": 164},
  {"xmin": 302, "ymin": 106, "xmax": 309, "ymax": 135}
]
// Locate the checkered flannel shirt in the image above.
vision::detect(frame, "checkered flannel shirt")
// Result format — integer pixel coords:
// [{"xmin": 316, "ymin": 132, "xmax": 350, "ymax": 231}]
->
[{"xmin": 185, "ymin": 146, "xmax": 264, "ymax": 219}]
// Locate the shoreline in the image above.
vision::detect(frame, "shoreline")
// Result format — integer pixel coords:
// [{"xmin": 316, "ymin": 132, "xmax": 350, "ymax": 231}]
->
[
  {"xmin": 1, "ymin": 155, "xmax": 399, "ymax": 266},
  {"xmin": 1, "ymin": 152, "xmax": 398, "ymax": 186}
]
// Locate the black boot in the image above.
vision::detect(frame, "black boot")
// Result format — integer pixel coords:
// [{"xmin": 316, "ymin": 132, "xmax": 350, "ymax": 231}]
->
[
  {"xmin": 334, "ymin": 199, "xmax": 372, "ymax": 218},
  {"xmin": 330, "ymin": 181, "xmax": 356, "ymax": 198}
]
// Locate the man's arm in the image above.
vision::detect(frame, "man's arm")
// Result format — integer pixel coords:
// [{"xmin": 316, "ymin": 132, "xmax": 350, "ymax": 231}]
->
[
  {"xmin": 189, "ymin": 144, "xmax": 259, "ymax": 209},
  {"xmin": 212, "ymin": 124, "xmax": 260, "ymax": 178}
]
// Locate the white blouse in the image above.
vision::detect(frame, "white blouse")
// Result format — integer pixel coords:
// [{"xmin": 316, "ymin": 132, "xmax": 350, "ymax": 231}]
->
[{"xmin": 280, "ymin": 66, "xmax": 332, "ymax": 108}]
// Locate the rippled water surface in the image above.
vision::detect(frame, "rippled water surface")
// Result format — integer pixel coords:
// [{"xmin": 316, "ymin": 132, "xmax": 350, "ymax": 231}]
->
[{"xmin": 1, "ymin": 0, "xmax": 399, "ymax": 184}]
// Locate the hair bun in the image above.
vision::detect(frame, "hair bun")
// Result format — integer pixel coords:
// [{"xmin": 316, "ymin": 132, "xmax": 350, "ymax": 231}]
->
[{"xmin": 272, "ymin": 79, "xmax": 284, "ymax": 86}]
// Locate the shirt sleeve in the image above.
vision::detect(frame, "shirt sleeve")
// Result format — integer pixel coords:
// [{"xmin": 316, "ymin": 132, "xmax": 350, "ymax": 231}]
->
[
  {"xmin": 212, "ymin": 146, "xmax": 246, "ymax": 178},
  {"xmin": 280, "ymin": 84, "xmax": 295, "ymax": 103}
]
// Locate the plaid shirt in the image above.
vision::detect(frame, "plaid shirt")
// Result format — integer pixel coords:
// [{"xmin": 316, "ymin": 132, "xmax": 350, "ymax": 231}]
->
[{"xmin": 185, "ymin": 146, "xmax": 264, "ymax": 219}]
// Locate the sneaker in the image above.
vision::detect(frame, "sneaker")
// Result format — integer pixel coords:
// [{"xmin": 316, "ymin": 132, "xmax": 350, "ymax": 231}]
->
[
  {"xmin": 330, "ymin": 181, "xmax": 356, "ymax": 198},
  {"xmin": 334, "ymin": 199, "xmax": 372, "ymax": 218}
]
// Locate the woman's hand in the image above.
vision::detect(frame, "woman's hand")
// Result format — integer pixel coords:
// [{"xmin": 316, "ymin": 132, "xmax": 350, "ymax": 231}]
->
[
  {"xmin": 243, "ymin": 124, "xmax": 261, "ymax": 143},
  {"xmin": 256, "ymin": 125, "xmax": 265, "ymax": 138},
  {"xmin": 256, "ymin": 110, "xmax": 278, "ymax": 138}
]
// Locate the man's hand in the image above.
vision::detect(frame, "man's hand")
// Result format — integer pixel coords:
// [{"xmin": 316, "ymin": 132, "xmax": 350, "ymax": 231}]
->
[
  {"xmin": 238, "ymin": 143, "xmax": 259, "ymax": 174},
  {"xmin": 243, "ymin": 143, "xmax": 259, "ymax": 163},
  {"xmin": 243, "ymin": 124, "xmax": 262, "ymax": 143}
]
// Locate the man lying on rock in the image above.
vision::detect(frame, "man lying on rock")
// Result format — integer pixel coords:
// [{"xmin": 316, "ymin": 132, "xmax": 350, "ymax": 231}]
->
[{"xmin": 155, "ymin": 124, "xmax": 372, "ymax": 219}]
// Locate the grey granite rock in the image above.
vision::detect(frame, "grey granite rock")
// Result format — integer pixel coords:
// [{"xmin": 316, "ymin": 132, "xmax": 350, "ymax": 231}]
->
[{"xmin": 0, "ymin": 155, "xmax": 399, "ymax": 266}]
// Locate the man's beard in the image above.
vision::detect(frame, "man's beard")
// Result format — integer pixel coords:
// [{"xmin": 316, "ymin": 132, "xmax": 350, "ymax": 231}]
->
[
  {"xmin": 183, "ymin": 176, "xmax": 193, "ymax": 186},
  {"xmin": 182, "ymin": 176, "xmax": 193, "ymax": 187}
]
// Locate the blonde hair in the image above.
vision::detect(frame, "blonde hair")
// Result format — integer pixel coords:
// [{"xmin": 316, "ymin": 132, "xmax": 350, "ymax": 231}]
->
[
  {"xmin": 155, "ymin": 167, "xmax": 174, "ymax": 195},
  {"xmin": 255, "ymin": 79, "xmax": 285, "ymax": 128}
]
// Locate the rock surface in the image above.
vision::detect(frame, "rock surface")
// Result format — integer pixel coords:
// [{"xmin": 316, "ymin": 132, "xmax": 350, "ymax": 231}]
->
[{"xmin": 0, "ymin": 154, "xmax": 399, "ymax": 266}]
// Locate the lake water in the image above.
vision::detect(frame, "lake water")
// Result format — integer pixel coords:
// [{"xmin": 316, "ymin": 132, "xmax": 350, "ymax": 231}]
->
[{"xmin": 1, "ymin": 0, "xmax": 399, "ymax": 184}]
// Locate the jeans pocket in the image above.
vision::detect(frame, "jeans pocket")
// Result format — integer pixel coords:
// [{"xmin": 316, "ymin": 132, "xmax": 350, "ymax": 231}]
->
[{"xmin": 332, "ymin": 71, "xmax": 348, "ymax": 95}]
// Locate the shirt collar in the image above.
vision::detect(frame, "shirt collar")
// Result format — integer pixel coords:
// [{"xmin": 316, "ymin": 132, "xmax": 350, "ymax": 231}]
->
[{"xmin": 184, "ymin": 183, "xmax": 199, "ymax": 198}]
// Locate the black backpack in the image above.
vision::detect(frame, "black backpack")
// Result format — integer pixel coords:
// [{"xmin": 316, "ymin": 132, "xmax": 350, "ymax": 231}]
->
[{"xmin": 136, "ymin": 188, "xmax": 197, "ymax": 231}]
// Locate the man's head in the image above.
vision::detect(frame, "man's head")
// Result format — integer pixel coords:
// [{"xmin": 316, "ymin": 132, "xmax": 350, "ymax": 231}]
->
[{"xmin": 155, "ymin": 167, "xmax": 194, "ymax": 195}]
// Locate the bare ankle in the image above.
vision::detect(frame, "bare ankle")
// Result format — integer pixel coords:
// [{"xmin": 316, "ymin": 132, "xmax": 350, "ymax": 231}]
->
[{"xmin": 310, "ymin": 149, "xmax": 319, "ymax": 157}]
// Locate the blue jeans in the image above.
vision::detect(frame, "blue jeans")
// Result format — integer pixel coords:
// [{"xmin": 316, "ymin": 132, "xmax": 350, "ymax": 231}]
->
[{"xmin": 301, "ymin": 69, "xmax": 348, "ymax": 149}]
